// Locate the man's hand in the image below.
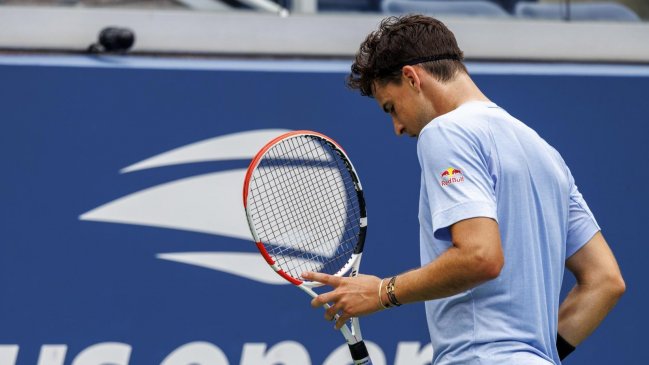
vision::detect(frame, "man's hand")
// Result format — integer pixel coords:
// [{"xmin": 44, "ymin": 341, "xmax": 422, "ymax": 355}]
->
[{"xmin": 302, "ymin": 272, "xmax": 383, "ymax": 330}]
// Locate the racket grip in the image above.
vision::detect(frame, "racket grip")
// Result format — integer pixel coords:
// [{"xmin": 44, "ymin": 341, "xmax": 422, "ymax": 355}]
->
[{"xmin": 349, "ymin": 341, "xmax": 372, "ymax": 365}]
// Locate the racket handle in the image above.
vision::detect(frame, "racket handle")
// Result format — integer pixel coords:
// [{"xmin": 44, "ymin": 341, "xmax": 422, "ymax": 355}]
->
[{"xmin": 349, "ymin": 341, "xmax": 372, "ymax": 365}]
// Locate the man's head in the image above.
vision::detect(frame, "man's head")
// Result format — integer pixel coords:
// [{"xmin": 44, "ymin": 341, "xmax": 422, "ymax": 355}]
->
[
  {"xmin": 347, "ymin": 14, "xmax": 466, "ymax": 97},
  {"xmin": 347, "ymin": 15, "xmax": 468, "ymax": 137}
]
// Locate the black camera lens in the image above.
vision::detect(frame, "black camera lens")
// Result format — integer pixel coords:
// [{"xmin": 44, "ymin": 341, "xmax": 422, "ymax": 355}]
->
[{"xmin": 89, "ymin": 27, "xmax": 135, "ymax": 53}]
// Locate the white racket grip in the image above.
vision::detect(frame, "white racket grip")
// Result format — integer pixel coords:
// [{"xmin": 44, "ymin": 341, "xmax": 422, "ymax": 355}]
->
[{"xmin": 298, "ymin": 284, "xmax": 355, "ymax": 342}]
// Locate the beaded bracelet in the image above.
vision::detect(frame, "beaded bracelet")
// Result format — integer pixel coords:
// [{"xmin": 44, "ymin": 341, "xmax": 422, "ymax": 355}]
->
[{"xmin": 386, "ymin": 276, "xmax": 402, "ymax": 307}]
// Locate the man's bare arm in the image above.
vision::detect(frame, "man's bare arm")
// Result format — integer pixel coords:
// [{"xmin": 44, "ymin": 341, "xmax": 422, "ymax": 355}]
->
[
  {"xmin": 558, "ymin": 232, "xmax": 625, "ymax": 346},
  {"xmin": 305, "ymin": 217, "xmax": 504, "ymax": 329},
  {"xmin": 395, "ymin": 217, "xmax": 504, "ymax": 303}
]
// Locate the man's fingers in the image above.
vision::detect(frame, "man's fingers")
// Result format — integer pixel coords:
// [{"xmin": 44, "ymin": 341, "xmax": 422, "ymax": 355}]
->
[
  {"xmin": 301, "ymin": 272, "xmax": 365, "ymax": 330},
  {"xmin": 302, "ymin": 272, "xmax": 341, "ymax": 286},
  {"xmin": 335, "ymin": 312, "xmax": 351, "ymax": 330},
  {"xmin": 325, "ymin": 304, "xmax": 338, "ymax": 321},
  {"xmin": 310, "ymin": 291, "xmax": 336, "ymax": 308},
  {"xmin": 326, "ymin": 303, "xmax": 343, "ymax": 321}
]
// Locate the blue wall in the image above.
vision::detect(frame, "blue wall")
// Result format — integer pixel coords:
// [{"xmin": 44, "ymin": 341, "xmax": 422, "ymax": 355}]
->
[{"xmin": 0, "ymin": 56, "xmax": 646, "ymax": 365}]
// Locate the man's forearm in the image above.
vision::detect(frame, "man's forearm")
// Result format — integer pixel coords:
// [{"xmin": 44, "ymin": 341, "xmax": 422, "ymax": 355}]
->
[
  {"xmin": 559, "ymin": 232, "xmax": 626, "ymax": 348},
  {"xmin": 391, "ymin": 244, "xmax": 502, "ymax": 305},
  {"xmin": 392, "ymin": 218, "xmax": 504, "ymax": 305},
  {"xmin": 558, "ymin": 280, "xmax": 625, "ymax": 346}
]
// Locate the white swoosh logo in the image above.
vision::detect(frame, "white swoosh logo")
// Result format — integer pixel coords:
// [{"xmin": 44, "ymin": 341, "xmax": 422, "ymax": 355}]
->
[
  {"xmin": 121, "ymin": 128, "xmax": 290, "ymax": 173},
  {"xmin": 80, "ymin": 129, "xmax": 291, "ymax": 285},
  {"xmin": 81, "ymin": 169, "xmax": 251, "ymax": 239}
]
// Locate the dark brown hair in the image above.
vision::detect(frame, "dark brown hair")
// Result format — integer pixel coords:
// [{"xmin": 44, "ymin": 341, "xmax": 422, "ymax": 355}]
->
[{"xmin": 347, "ymin": 14, "xmax": 467, "ymax": 97}]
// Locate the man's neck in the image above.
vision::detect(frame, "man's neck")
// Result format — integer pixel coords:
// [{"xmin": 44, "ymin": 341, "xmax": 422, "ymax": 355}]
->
[{"xmin": 432, "ymin": 73, "xmax": 490, "ymax": 116}]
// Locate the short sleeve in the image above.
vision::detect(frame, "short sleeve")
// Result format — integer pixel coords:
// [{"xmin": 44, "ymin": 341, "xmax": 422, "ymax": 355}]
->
[
  {"xmin": 566, "ymin": 166, "xmax": 600, "ymax": 258},
  {"xmin": 417, "ymin": 122, "xmax": 497, "ymax": 241}
]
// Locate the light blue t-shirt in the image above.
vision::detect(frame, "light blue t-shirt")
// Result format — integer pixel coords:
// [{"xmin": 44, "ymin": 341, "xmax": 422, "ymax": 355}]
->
[{"xmin": 417, "ymin": 101, "xmax": 600, "ymax": 365}]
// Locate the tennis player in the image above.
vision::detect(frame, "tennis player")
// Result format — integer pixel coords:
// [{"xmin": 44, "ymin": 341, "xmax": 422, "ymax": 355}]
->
[{"xmin": 303, "ymin": 14, "xmax": 625, "ymax": 365}]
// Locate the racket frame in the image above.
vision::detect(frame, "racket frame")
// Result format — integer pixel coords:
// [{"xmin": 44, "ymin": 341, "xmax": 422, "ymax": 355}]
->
[{"xmin": 243, "ymin": 130, "xmax": 370, "ymax": 354}]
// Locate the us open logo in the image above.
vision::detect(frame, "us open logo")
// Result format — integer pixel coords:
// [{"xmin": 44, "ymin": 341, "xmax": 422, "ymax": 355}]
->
[{"xmin": 79, "ymin": 129, "xmax": 291, "ymax": 285}]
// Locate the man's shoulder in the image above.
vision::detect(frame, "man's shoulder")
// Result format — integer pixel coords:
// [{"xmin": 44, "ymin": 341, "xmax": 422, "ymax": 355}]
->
[
  {"xmin": 428, "ymin": 102, "xmax": 501, "ymax": 132},
  {"xmin": 420, "ymin": 109, "xmax": 494, "ymax": 145}
]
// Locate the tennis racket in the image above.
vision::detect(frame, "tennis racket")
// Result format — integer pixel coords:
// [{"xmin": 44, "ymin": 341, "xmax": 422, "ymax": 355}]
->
[{"xmin": 243, "ymin": 130, "xmax": 371, "ymax": 365}]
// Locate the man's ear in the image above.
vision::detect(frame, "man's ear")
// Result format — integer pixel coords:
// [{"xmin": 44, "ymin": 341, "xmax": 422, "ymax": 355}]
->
[{"xmin": 402, "ymin": 65, "xmax": 422, "ymax": 91}]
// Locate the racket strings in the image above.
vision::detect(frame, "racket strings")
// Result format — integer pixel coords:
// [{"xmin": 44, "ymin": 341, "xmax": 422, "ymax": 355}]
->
[
  {"xmin": 259, "ymin": 138, "xmax": 357, "ymax": 264},
  {"xmin": 248, "ymin": 135, "xmax": 361, "ymax": 279}
]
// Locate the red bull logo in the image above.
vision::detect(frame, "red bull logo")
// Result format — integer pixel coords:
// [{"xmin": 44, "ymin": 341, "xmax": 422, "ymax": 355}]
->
[{"xmin": 440, "ymin": 167, "xmax": 465, "ymax": 187}]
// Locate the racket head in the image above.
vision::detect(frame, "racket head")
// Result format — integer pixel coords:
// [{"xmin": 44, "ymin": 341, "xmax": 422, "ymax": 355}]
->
[{"xmin": 243, "ymin": 130, "xmax": 367, "ymax": 286}]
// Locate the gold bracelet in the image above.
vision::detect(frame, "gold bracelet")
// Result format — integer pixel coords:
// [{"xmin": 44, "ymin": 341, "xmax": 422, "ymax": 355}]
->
[{"xmin": 378, "ymin": 278, "xmax": 389, "ymax": 309}]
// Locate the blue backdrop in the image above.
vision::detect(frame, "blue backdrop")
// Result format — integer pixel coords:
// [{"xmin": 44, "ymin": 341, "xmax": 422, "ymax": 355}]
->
[{"xmin": 0, "ymin": 56, "xmax": 646, "ymax": 365}]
